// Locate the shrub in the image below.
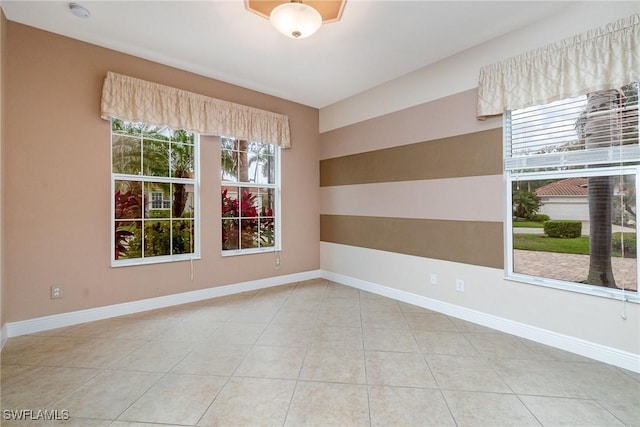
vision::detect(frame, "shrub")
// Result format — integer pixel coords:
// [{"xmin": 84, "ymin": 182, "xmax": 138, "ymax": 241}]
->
[
  {"xmin": 532, "ymin": 214, "xmax": 550, "ymax": 222},
  {"xmin": 612, "ymin": 232, "xmax": 636, "ymax": 258},
  {"xmin": 544, "ymin": 220, "xmax": 582, "ymax": 238}
]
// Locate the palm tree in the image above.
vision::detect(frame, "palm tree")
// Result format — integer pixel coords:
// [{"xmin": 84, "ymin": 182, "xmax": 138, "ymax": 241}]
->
[{"xmin": 575, "ymin": 89, "xmax": 625, "ymax": 288}]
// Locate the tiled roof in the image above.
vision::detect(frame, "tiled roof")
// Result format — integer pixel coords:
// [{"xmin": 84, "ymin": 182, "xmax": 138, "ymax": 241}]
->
[{"xmin": 535, "ymin": 177, "xmax": 588, "ymax": 196}]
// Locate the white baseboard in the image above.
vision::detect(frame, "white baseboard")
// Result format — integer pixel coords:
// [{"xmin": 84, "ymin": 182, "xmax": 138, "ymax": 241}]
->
[
  {"xmin": 322, "ymin": 271, "xmax": 640, "ymax": 374},
  {"xmin": 5, "ymin": 270, "xmax": 321, "ymax": 339}
]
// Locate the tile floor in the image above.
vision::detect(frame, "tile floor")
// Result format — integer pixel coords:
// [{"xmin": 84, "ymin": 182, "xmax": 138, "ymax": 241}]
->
[{"xmin": 1, "ymin": 279, "xmax": 639, "ymax": 426}]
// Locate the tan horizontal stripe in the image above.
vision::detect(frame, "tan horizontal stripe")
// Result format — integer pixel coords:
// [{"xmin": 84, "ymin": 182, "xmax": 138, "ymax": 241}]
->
[
  {"xmin": 320, "ymin": 128, "xmax": 502, "ymax": 187},
  {"xmin": 320, "ymin": 215, "xmax": 503, "ymax": 269},
  {"xmin": 320, "ymin": 175, "xmax": 503, "ymax": 222}
]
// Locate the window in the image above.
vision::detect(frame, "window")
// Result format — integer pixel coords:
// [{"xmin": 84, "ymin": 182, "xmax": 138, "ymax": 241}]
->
[
  {"xmin": 111, "ymin": 119, "xmax": 199, "ymax": 266},
  {"xmin": 221, "ymin": 138, "xmax": 280, "ymax": 255},
  {"xmin": 505, "ymin": 83, "xmax": 639, "ymax": 301}
]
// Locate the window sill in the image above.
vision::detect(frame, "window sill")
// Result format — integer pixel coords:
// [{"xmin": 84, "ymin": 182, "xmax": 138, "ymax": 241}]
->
[
  {"xmin": 506, "ymin": 272, "xmax": 640, "ymax": 303},
  {"xmin": 221, "ymin": 247, "xmax": 280, "ymax": 257},
  {"xmin": 112, "ymin": 254, "xmax": 201, "ymax": 268}
]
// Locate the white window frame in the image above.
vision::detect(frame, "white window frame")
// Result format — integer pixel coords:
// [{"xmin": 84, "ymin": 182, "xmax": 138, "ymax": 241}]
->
[
  {"xmin": 220, "ymin": 138, "xmax": 281, "ymax": 256},
  {"xmin": 504, "ymin": 88, "xmax": 639, "ymax": 303},
  {"xmin": 111, "ymin": 120, "xmax": 201, "ymax": 267}
]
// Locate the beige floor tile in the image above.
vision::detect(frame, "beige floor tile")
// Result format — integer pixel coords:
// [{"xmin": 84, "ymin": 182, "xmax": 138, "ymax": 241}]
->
[
  {"xmin": 464, "ymin": 333, "xmax": 544, "ymax": 360},
  {"xmin": 109, "ymin": 422, "xmax": 185, "ymax": 427},
  {"xmin": 361, "ymin": 310, "xmax": 408, "ymax": 329},
  {"xmin": 138, "ymin": 305, "xmax": 194, "ymax": 321},
  {"xmin": 56, "ymin": 318, "xmax": 132, "ymax": 338},
  {"xmin": 317, "ymin": 306, "xmax": 362, "ymax": 327},
  {"xmin": 206, "ymin": 321, "xmax": 267, "ymax": 345},
  {"xmin": 153, "ymin": 318, "xmax": 222, "ymax": 343},
  {"xmin": 311, "ymin": 325, "xmax": 364, "ymax": 350},
  {"xmin": 491, "ymin": 359, "xmax": 591, "ymax": 398},
  {"xmin": 321, "ymin": 296, "xmax": 360, "ymax": 310},
  {"xmin": 413, "ymin": 330, "xmax": 479, "ymax": 356},
  {"xmin": 398, "ymin": 301, "xmax": 436, "ymax": 314},
  {"xmin": 448, "ymin": 318, "xmax": 501, "ymax": 333},
  {"xmin": 1, "ymin": 366, "xmax": 98, "ymax": 410},
  {"xmin": 369, "ymin": 385, "xmax": 456, "ymax": 426},
  {"xmin": 54, "ymin": 370, "xmax": 162, "ymax": 419},
  {"xmin": 565, "ymin": 361, "xmax": 640, "ymax": 403},
  {"xmin": 363, "ymin": 327, "xmax": 420, "ymax": 353},
  {"xmin": 404, "ymin": 312, "xmax": 458, "ymax": 332},
  {"xmin": 1, "ymin": 336, "xmax": 81, "ymax": 366},
  {"xmin": 519, "ymin": 338, "xmax": 601, "ymax": 363},
  {"xmin": 257, "ymin": 322, "xmax": 315, "ymax": 347},
  {"xmin": 285, "ymin": 381, "xmax": 369, "ymax": 426},
  {"xmin": 183, "ymin": 305, "xmax": 237, "ymax": 323},
  {"xmin": 365, "ymin": 351, "xmax": 436, "ymax": 388},
  {"xmin": 520, "ymin": 395, "xmax": 626, "ymax": 426},
  {"xmin": 61, "ymin": 338, "xmax": 144, "ymax": 368},
  {"xmin": 227, "ymin": 306, "xmax": 280, "ymax": 323},
  {"xmin": 107, "ymin": 319, "xmax": 174, "ymax": 341},
  {"xmin": 171, "ymin": 343, "xmax": 250, "ymax": 376},
  {"xmin": 1, "ymin": 364, "xmax": 39, "ymax": 388},
  {"xmin": 1, "ymin": 417, "xmax": 110, "ymax": 427},
  {"xmin": 599, "ymin": 399, "xmax": 640, "ymax": 426},
  {"xmin": 300, "ymin": 348, "xmax": 366, "ymax": 384},
  {"xmin": 118, "ymin": 373, "xmax": 226, "ymax": 425},
  {"xmin": 443, "ymin": 390, "xmax": 542, "ymax": 426},
  {"xmin": 198, "ymin": 377, "xmax": 296, "ymax": 426},
  {"xmin": 325, "ymin": 283, "xmax": 360, "ymax": 299},
  {"xmin": 270, "ymin": 308, "xmax": 319, "ymax": 325},
  {"xmin": 234, "ymin": 345, "xmax": 306, "ymax": 379},
  {"xmin": 360, "ymin": 297, "xmax": 401, "ymax": 313},
  {"xmin": 109, "ymin": 340, "xmax": 193, "ymax": 372},
  {"xmin": 280, "ymin": 295, "xmax": 323, "ymax": 312},
  {"xmin": 426, "ymin": 354, "xmax": 511, "ymax": 393}
]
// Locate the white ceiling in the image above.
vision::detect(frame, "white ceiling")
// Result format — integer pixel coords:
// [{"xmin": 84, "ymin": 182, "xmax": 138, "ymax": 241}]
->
[{"xmin": 2, "ymin": 1, "xmax": 578, "ymax": 108}]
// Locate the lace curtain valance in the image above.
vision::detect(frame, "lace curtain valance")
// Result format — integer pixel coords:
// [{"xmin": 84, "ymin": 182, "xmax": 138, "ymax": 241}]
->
[
  {"xmin": 477, "ymin": 14, "xmax": 639, "ymax": 119},
  {"xmin": 101, "ymin": 72, "xmax": 291, "ymax": 148}
]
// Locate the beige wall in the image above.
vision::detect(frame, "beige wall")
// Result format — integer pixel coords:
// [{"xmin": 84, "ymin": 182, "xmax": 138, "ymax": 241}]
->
[
  {"xmin": 319, "ymin": 86, "xmax": 640, "ymax": 356},
  {"xmin": 0, "ymin": 11, "xmax": 6, "ymax": 334},
  {"xmin": 4, "ymin": 22, "xmax": 319, "ymax": 322}
]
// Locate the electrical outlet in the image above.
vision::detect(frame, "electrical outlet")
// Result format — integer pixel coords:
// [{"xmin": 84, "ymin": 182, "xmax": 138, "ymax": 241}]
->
[
  {"xmin": 50, "ymin": 286, "xmax": 62, "ymax": 299},
  {"xmin": 456, "ymin": 279, "xmax": 464, "ymax": 292},
  {"xmin": 430, "ymin": 273, "xmax": 437, "ymax": 285}
]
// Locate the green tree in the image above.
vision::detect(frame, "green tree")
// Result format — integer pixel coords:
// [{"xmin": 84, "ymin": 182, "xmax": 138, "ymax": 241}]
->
[{"xmin": 513, "ymin": 189, "xmax": 540, "ymax": 220}]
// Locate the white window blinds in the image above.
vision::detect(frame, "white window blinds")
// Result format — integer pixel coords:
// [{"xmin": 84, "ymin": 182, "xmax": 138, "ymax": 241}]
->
[{"xmin": 504, "ymin": 83, "xmax": 639, "ymax": 172}]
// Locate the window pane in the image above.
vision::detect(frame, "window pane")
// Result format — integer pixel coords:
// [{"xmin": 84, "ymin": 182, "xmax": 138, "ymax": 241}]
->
[
  {"xmin": 173, "ymin": 220, "xmax": 194, "ymax": 254},
  {"xmin": 144, "ymin": 220, "xmax": 170, "ymax": 257},
  {"xmin": 248, "ymin": 142, "xmax": 275, "ymax": 184},
  {"xmin": 257, "ymin": 188, "xmax": 275, "ymax": 217},
  {"xmin": 143, "ymin": 139, "xmax": 170, "ymax": 177},
  {"xmin": 221, "ymin": 149, "xmax": 238, "ymax": 182},
  {"xmin": 222, "ymin": 219, "xmax": 239, "ymax": 250},
  {"xmin": 112, "ymin": 135, "xmax": 141, "ymax": 175},
  {"xmin": 240, "ymin": 219, "xmax": 259, "ymax": 249},
  {"xmin": 114, "ymin": 220, "xmax": 142, "ymax": 260},
  {"xmin": 172, "ymin": 142, "xmax": 195, "ymax": 178},
  {"xmin": 179, "ymin": 184, "xmax": 195, "ymax": 219},
  {"xmin": 259, "ymin": 217, "xmax": 275, "ymax": 247},
  {"xmin": 114, "ymin": 181, "xmax": 143, "ymax": 220},
  {"xmin": 512, "ymin": 174, "xmax": 637, "ymax": 292},
  {"xmin": 241, "ymin": 188, "xmax": 259, "ymax": 218},
  {"xmin": 145, "ymin": 182, "xmax": 170, "ymax": 218},
  {"xmin": 222, "ymin": 186, "xmax": 239, "ymax": 218}
]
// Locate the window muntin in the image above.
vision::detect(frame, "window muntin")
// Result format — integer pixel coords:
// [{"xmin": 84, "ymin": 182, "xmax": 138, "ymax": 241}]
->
[
  {"xmin": 505, "ymin": 83, "xmax": 639, "ymax": 301},
  {"xmin": 221, "ymin": 138, "xmax": 280, "ymax": 254},
  {"xmin": 111, "ymin": 119, "xmax": 199, "ymax": 265}
]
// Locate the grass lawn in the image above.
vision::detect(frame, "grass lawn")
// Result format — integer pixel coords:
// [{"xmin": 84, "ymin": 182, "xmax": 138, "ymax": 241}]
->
[
  {"xmin": 512, "ymin": 220, "xmax": 545, "ymax": 228},
  {"xmin": 513, "ymin": 234, "xmax": 590, "ymax": 254},
  {"xmin": 513, "ymin": 233, "xmax": 632, "ymax": 258}
]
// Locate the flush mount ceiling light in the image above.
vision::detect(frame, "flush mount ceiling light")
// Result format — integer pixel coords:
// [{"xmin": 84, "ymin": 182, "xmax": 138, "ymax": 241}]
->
[
  {"xmin": 68, "ymin": 3, "xmax": 90, "ymax": 18},
  {"xmin": 246, "ymin": 0, "xmax": 345, "ymax": 39}
]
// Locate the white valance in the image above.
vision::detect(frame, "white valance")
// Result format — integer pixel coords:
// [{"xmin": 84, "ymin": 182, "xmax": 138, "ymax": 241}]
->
[
  {"xmin": 101, "ymin": 72, "xmax": 291, "ymax": 148},
  {"xmin": 477, "ymin": 14, "xmax": 639, "ymax": 119}
]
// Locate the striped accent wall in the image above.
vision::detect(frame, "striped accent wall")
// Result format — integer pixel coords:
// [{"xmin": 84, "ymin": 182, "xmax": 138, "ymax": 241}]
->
[{"xmin": 320, "ymin": 89, "xmax": 505, "ymax": 269}]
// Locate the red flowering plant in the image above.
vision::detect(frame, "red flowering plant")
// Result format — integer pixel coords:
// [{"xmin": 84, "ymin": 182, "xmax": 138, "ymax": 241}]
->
[
  {"xmin": 222, "ymin": 188, "xmax": 273, "ymax": 250},
  {"xmin": 114, "ymin": 187, "xmax": 143, "ymax": 259}
]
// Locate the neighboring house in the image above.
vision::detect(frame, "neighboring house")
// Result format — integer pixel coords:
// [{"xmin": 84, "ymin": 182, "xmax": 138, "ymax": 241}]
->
[{"xmin": 535, "ymin": 177, "xmax": 589, "ymax": 220}]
